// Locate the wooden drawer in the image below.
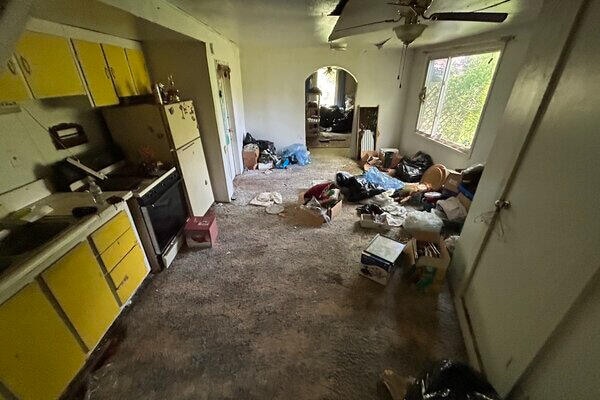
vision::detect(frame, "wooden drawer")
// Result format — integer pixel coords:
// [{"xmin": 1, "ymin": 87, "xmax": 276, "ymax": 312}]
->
[
  {"xmin": 110, "ymin": 245, "xmax": 148, "ymax": 303},
  {"xmin": 100, "ymin": 228, "xmax": 137, "ymax": 273},
  {"xmin": 91, "ymin": 211, "xmax": 131, "ymax": 254}
]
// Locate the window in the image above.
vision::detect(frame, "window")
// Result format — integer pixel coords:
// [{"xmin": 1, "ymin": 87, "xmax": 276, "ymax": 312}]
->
[
  {"xmin": 416, "ymin": 50, "xmax": 501, "ymax": 151},
  {"xmin": 317, "ymin": 67, "xmax": 338, "ymax": 106}
]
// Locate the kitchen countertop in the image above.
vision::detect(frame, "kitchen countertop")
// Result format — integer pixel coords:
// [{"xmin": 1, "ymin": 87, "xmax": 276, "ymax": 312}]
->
[{"xmin": 0, "ymin": 191, "xmax": 132, "ymax": 304}]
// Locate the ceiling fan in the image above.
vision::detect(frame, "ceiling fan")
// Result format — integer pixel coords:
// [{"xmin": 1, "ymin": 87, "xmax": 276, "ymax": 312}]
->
[{"xmin": 329, "ymin": 0, "xmax": 509, "ymax": 47}]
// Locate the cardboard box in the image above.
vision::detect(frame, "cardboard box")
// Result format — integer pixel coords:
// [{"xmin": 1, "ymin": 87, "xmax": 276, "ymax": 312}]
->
[
  {"xmin": 403, "ymin": 234, "xmax": 450, "ymax": 293},
  {"xmin": 443, "ymin": 169, "xmax": 462, "ymax": 193},
  {"xmin": 360, "ymin": 214, "xmax": 392, "ymax": 230},
  {"xmin": 296, "ymin": 190, "xmax": 343, "ymax": 226},
  {"xmin": 359, "ymin": 150, "xmax": 380, "ymax": 171},
  {"xmin": 243, "ymin": 148, "xmax": 259, "ymax": 170}
]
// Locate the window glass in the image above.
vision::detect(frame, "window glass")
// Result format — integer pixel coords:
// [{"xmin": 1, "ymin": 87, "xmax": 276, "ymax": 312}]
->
[{"xmin": 417, "ymin": 50, "xmax": 500, "ymax": 151}]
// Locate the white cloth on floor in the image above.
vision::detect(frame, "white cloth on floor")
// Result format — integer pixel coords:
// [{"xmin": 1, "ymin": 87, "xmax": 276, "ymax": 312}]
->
[{"xmin": 249, "ymin": 192, "xmax": 283, "ymax": 207}]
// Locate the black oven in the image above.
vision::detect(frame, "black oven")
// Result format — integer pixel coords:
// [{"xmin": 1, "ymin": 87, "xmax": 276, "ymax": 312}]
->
[{"xmin": 137, "ymin": 170, "xmax": 187, "ymax": 255}]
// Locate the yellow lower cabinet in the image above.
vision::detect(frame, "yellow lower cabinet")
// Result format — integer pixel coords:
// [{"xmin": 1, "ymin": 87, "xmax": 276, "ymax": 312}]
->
[
  {"xmin": 0, "ymin": 56, "xmax": 31, "ymax": 102},
  {"xmin": 72, "ymin": 39, "xmax": 119, "ymax": 107},
  {"xmin": 42, "ymin": 241, "xmax": 120, "ymax": 350},
  {"xmin": 125, "ymin": 48, "xmax": 152, "ymax": 94},
  {"xmin": 0, "ymin": 282, "xmax": 86, "ymax": 400},
  {"xmin": 91, "ymin": 211, "xmax": 131, "ymax": 254},
  {"xmin": 110, "ymin": 245, "xmax": 148, "ymax": 303}
]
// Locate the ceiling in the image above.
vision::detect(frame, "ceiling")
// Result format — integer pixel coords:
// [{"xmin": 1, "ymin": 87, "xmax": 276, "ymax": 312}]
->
[
  {"xmin": 165, "ymin": 0, "xmax": 340, "ymax": 47},
  {"xmin": 165, "ymin": 0, "xmax": 542, "ymax": 49}
]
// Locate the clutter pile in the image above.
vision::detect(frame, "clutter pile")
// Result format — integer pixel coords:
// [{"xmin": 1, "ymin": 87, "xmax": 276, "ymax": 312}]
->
[
  {"xmin": 243, "ymin": 133, "xmax": 311, "ymax": 171},
  {"xmin": 296, "ymin": 181, "xmax": 343, "ymax": 226}
]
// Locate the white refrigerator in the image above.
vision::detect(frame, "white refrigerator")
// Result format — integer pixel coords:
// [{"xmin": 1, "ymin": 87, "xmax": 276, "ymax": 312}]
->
[{"xmin": 103, "ymin": 100, "xmax": 214, "ymax": 216}]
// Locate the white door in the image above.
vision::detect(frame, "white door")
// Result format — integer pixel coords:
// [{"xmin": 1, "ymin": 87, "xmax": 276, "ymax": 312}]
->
[
  {"xmin": 217, "ymin": 65, "xmax": 239, "ymax": 182},
  {"xmin": 463, "ymin": 2, "xmax": 600, "ymax": 395},
  {"xmin": 175, "ymin": 138, "xmax": 214, "ymax": 216},
  {"xmin": 163, "ymin": 101, "xmax": 200, "ymax": 149}
]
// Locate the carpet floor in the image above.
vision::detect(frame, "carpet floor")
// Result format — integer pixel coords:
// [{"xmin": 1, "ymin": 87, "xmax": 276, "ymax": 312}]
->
[{"xmin": 86, "ymin": 149, "xmax": 465, "ymax": 400}]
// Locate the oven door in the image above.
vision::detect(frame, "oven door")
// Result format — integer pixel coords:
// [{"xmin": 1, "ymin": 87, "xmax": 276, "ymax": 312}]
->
[{"xmin": 140, "ymin": 179, "xmax": 187, "ymax": 254}]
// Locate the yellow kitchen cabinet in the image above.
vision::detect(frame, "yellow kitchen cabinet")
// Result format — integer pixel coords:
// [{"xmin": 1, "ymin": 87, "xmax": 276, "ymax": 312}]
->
[
  {"xmin": 110, "ymin": 245, "xmax": 148, "ymax": 303},
  {"xmin": 0, "ymin": 56, "xmax": 31, "ymax": 102},
  {"xmin": 102, "ymin": 44, "xmax": 136, "ymax": 97},
  {"xmin": 42, "ymin": 241, "xmax": 120, "ymax": 350},
  {"xmin": 72, "ymin": 39, "xmax": 119, "ymax": 107},
  {"xmin": 0, "ymin": 282, "xmax": 85, "ymax": 400},
  {"xmin": 91, "ymin": 211, "xmax": 131, "ymax": 253},
  {"xmin": 15, "ymin": 30, "xmax": 85, "ymax": 98},
  {"xmin": 125, "ymin": 48, "xmax": 152, "ymax": 95}
]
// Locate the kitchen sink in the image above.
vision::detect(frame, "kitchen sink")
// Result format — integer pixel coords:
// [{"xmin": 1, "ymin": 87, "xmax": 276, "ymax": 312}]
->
[{"xmin": 0, "ymin": 217, "xmax": 76, "ymax": 273}]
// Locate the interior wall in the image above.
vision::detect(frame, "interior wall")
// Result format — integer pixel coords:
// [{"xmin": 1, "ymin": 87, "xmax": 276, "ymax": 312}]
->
[
  {"xmin": 0, "ymin": 97, "xmax": 109, "ymax": 194},
  {"xmin": 399, "ymin": 26, "xmax": 532, "ymax": 169},
  {"xmin": 241, "ymin": 45, "xmax": 411, "ymax": 154},
  {"xmin": 99, "ymin": 0, "xmax": 247, "ymax": 201},
  {"xmin": 143, "ymin": 39, "xmax": 230, "ymax": 202}
]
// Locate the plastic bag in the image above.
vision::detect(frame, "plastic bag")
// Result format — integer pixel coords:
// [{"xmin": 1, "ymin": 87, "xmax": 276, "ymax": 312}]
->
[
  {"xmin": 336, "ymin": 172, "xmax": 384, "ymax": 202},
  {"xmin": 243, "ymin": 132, "xmax": 276, "ymax": 154},
  {"xmin": 364, "ymin": 167, "xmax": 405, "ymax": 190},
  {"xmin": 396, "ymin": 151, "xmax": 433, "ymax": 183},
  {"xmin": 280, "ymin": 143, "xmax": 311, "ymax": 166},
  {"xmin": 404, "ymin": 360, "xmax": 500, "ymax": 400},
  {"xmin": 404, "ymin": 210, "xmax": 443, "ymax": 235}
]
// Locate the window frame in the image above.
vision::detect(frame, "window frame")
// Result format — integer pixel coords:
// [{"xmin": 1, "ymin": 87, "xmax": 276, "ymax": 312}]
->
[{"xmin": 414, "ymin": 44, "xmax": 504, "ymax": 155}]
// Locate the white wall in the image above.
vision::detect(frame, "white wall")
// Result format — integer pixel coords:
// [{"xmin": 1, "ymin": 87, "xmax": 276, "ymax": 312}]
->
[
  {"xmin": 399, "ymin": 27, "xmax": 532, "ymax": 169},
  {"xmin": 240, "ymin": 45, "xmax": 410, "ymax": 154},
  {"xmin": 99, "ymin": 0, "xmax": 246, "ymax": 201},
  {"xmin": 0, "ymin": 97, "xmax": 109, "ymax": 194},
  {"xmin": 143, "ymin": 40, "xmax": 231, "ymax": 202}
]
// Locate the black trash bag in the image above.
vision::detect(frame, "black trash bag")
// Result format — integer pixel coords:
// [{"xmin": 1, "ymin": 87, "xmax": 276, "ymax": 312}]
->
[
  {"xmin": 243, "ymin": 132, "xmax": 256, "ymax": 146},
  {"xmin": 461, "ymin": 163, "xmax": 485, "ymax": 195},
  {"xmin": 356, "ymin": 204, "xmax": 384, "ymax": 215},
  {"xmin": 405, "ymin": 360, "xmax": 501, "ymax": 400},
  {"xmin": 336, "ymin": 172, "xmax": 384, "ymax": 202},
  {"xmin": 396, "ymin": 151, "xmax": 434, "ymax": 183}
]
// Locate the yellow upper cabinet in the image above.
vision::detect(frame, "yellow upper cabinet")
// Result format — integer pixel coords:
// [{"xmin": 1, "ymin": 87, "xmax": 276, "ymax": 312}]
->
[
  {"xmin": 15, "ymin": 30, "xmax": 85, "ymax": 98},
  {"xmin": 125, "ymin": 48, "xmax": 152, "ymax": 95},
  {"xmin": 42, "ymin": 241, "xmax": 120, "ymax": 350},
  {"xmin": 72, "ymin": 39, "xmax": 119, "ymax": 107},
  {"xmin": 0, "ymin": 56, "xmax": 31, "ymax": 102},
  {"xmin": 0, "ymin": 282, "xmax": 86, "ymax": 400},
  {"xmin": 102, "ymin": 44, "xmax": 136, "ymax": 97}
]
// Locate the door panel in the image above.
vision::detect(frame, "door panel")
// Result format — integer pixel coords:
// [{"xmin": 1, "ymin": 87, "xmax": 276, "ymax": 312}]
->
[
  {"xmin": 0, "ymin": 56, "xmax": 31, "ymax": 102},
  {"xmin": 464, "ymin": 5, "xmax": 600, "ymax": 395},
  {"xmin": 102, "ymin": 44, "xmax": 136, "ymax": 97},
  {"xmin": 162, "ymin": 101, "xmax": 200, "ymax": 148},
  {"xmin": 176, "ymin": 138, "xmax": 214, "ymax": 216},
  {"xmin": 42, "ymin": 241, "xmax": 120, "ymax": 349},
  {"xmin": 0, "ymin": 282, "xmax": 85, "ymax": 400},
  {"xmin": 15, "ymin": 31, "xmax": 85, "ymax": 98},
  {"xmin": 125, "ymin": 48, "xmax": 152, "ymax": 94},
  {"xmin": 72, "ymin": 39, "xmax": 118, "ymax": 107}
]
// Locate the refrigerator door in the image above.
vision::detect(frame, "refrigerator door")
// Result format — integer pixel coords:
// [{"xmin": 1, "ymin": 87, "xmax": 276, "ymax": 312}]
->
[
  {"xmin": 162, "ymin": 101, "xmax": 200, "ymax": 149},
  {"xmin": 175, "ymin": 137, "xmax": 214, "ymax": 216}
]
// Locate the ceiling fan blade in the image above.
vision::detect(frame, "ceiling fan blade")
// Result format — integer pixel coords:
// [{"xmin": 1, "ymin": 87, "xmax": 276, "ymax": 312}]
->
[
  {"xmin": 429, "ymin": 12, "xmax": 508, "ymax": 23},
  {"xmin": 328, "ymin": 18, "xmax": 398, "ymax": 41}
]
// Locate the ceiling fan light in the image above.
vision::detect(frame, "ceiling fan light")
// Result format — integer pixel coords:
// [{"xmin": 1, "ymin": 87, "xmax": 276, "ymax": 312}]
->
[{"xmin": 393, "ymin": 23, "xmax": 427, "ymax": 45}]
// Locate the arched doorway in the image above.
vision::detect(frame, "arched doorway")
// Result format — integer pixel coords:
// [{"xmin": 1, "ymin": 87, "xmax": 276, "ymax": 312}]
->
[{"xmin": 305, "ymin": 66, "xmax": 357, "ymax": 149}]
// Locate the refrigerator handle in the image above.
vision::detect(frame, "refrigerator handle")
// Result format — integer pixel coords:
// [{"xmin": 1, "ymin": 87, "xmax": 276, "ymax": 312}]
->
[{"xmin": 177, "ymin": 141, "xmax": 195, "ymax": 152}]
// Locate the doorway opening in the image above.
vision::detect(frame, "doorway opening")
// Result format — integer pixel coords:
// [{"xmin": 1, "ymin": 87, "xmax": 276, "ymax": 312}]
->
[
  {"xmin": 305, "ymin": 66, "xmax": 357, "ymax": 149},
  {"xmin": 216, "ymin": 63, "xmax": 241, "ymax": 187}
]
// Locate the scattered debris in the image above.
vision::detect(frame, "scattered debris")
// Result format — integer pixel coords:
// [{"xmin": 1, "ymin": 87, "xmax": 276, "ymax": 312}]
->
[
  {"xmin": 359, "ymin": 234, "xmax": 406, "ymax": 286},
  {"xmin": 265, "ymin": 204, "xmax": 284, "ymax": 215},
  {"xmin": 249, "ymin": 192, "xmax": 282, "ymax": 207}
]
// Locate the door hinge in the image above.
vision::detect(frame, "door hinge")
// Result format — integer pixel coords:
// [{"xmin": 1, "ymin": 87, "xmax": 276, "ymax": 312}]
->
[{"xmin": 494, "ymin": 199, "xmax": 511, "ymax": 210}]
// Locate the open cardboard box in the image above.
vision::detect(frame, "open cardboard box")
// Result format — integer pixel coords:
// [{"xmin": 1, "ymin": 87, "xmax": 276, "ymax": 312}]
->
[
  {"xmin": 443, "ymin": 169, "xmax": 462, "ymax": 193},
  {"xmin": 296, "ymin": 190, "xmax": 343, "ymax": 226},
  {"xmin": 403, "ymin": 230, "xmax": 450, "ymax": 293}
]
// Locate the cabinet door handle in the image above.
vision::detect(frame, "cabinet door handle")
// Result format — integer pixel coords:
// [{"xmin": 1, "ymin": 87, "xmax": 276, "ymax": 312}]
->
[
  {"xmin": 7, "ymin": 59, "xmax": 17, "ymax": 75},
  {"xmin": 20, "ymin": 55, "xmax": 31, "ymax": 74},
  {"xmin": 115, "ymin": 274, "xmax": 129, "ymax": 290}
]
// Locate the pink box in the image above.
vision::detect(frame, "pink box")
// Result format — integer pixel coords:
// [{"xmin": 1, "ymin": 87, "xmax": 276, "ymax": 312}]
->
[{"xmin": 184, "ymin": 213, "xmax": 218, "ymax": 248}]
